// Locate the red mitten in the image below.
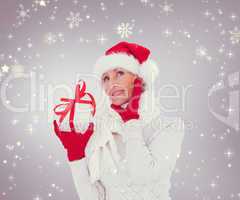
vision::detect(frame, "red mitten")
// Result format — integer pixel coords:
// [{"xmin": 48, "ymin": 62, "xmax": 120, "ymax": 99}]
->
[
  {"xmin": 53, "ymin": 120, "xmax": 94, "ymax": 161},
  {"xmin": 111, "ymin": 77, "xmax": 144, "ymax": 122}
]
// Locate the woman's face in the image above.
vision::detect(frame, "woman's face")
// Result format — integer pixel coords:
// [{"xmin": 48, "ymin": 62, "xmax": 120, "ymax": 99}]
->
[{"xmin": 101, "ymin": 67, "xmax": 137, "ymax": 106}]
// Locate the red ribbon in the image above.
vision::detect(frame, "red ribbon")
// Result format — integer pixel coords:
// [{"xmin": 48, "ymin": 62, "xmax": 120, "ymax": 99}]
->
[{"xmin": 53, "ymin": 80, "xmax": 96, "ymax": 132}]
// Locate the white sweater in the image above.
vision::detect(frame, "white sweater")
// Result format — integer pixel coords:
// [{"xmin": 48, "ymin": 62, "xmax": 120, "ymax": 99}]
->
[{"xmin": 68, "ymin": 111, "xmax": 185, "ymax": 200}]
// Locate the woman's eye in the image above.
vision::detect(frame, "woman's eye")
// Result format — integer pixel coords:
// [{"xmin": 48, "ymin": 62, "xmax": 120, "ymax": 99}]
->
[
  {"xmin": 102, "ymin": 76, "xmax": 109, "ymax": 82},
  {"xmin": 117, "ymin": 70, "xmax": 124, "ymax": 76}
]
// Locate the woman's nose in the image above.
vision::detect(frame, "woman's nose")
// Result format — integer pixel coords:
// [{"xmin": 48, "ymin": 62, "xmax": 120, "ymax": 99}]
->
[
  {"xmin": 109, "ymin": 75, "xmax": 118, "ymax": 85},
  {"xmin": 107, "ymin": 77, "xmax": 119, "ymax": 95}
]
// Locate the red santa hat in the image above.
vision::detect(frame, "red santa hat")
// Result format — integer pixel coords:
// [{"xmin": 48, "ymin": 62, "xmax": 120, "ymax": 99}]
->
[{"xmin": 93, "ymin": 41, "xmax": 159, "ymax": 87}]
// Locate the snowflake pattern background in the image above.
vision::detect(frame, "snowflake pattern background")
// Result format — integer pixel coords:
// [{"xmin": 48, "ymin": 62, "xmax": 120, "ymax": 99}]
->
[{"xmin": 0, "ymin": 0, "xmax": 240, "ymax": 200}]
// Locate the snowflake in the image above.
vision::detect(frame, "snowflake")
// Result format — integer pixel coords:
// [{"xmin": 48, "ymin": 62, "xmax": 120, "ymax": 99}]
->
[
  {"xmin": 195, "ymin": 45, "xmax": 213, "ymax": 62},
  {"xmin": 229, "ymin": 13, "xmax": 238, "ymax": 21},
  {"xmin": 16, "ymin": 4, "xmax": 30, "ymax": 26},
  {"xmin": 224, "ymin": 149, "xmax": 234, "ymax": 159},
  {"xmin": 226, "ymin": 50, "xmax": 234, "ymax": 59},
  {"xmin": 8, "ymin": 175, "xmax": 15, "ymax": 182},
  {"xmin": 100, "ymin": 2, "xmax": 106, "ymax": 11},
  {"xmin": 203, "ymin": 10, "xmax": 212, "ymax": 18},
  {"xmin": 229, "ymin": 26, "xmax": 240, "ymax": 45},
  {"xmin": 44, "ymin": 32, "xmax": 64, "ymax": 45},
  {"xmin": 162, "ymin": 28, "xmax": 172, "ymax": 37},
  {"xmin": 140, "ymin": 0, "xmax": 154, "ymax": 7},
  {"xmin": 5, "ymin": 144, "xmax": 15, "ymax": 151},
  {"xmin": 33, "ymin": 195, "xmax": 42, "ymax": 200},
  {"xmin": 116, "ymin": 22, "xmax": 134, "ymax": 38},
  {"xmin": 66, "ymin": 12, "xmax": 82, "ymax": 29},
  {"xmin": 32, "ymin": 0, "xmax": 50, "ymax": 11},
  {"xmin": 73, "ymin": 0, "xmax": 79, "ymax": 5},
  {"xmin": 1, "ymin": 64, "xmax": 9, "ymax": 73},
  {"xmin": 97, "ymin": 33, "xmax": 108, "ymax": 44},
  {"xmin": 159, "ymin": 1, "xmax": 174, "ymax": 16},
  {"xmin": 58, "ymin": 32, "xmax": 64, "ymax": 42},
  {"xmin": 44, "ymin": 32, "xmax": 57, "ymax": 45},
  {"xmin": 182, "ymin": 30, "xmax": 191, "ymax": 38},
  {"xmin": 195, "ymin": 46, "xmax": 208, "ymax": 57},
  {"xmin": 209, "ymin": 180, "xmax": 217, "ymax": 189},
  {"xmin": 140, "ymin": 0, "xmax": 150, "ymax": 5},
  {"xmin": 217, "ymin": 9, "xmax": 223, "ymax": 15}
]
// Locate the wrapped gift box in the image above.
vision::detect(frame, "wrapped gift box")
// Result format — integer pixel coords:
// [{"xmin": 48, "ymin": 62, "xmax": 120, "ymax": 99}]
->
[{"xmin": 53, "ymin": 80, "xmax": 96, "ymax": 134}]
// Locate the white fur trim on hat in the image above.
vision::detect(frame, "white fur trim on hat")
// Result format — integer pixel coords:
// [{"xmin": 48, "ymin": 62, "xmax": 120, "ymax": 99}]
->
[
  {"xmin": 93, "ymin": 52, "xmax": 159, "ymax": 86},
  {"xmin": 94, "ymin": 52, "xmax": 139, "ymax": 79}
]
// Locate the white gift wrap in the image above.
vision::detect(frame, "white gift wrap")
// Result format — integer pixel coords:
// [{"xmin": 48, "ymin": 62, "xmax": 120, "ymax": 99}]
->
[
  {"xmin": 58, "ymin": 102, "xmax": 94, "ymax": 133},
  {"xmin": 73, "ymin": 103, "xmax": 94, "ymax": 133}
]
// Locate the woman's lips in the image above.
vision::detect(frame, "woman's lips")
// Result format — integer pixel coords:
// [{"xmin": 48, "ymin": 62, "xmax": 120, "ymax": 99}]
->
[{"xmin": 111, "ymin": 90, "xmax": 124, "ymax": 97}]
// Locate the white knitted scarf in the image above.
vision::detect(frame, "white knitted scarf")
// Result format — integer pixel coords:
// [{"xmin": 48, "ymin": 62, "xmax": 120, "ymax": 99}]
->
[{"xmin": 85, "ymin": 87, "xmax": 160, "ymax": 184}]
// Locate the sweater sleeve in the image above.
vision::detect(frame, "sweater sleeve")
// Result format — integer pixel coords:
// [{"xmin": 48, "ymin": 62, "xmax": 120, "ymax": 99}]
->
[
  {"xmin": 123, "ymin": 116, "xmax": 185, "ymax": 184},
  {"xmin": 68, "ymin": 158, "xmax": 105, "ymax": 200}
]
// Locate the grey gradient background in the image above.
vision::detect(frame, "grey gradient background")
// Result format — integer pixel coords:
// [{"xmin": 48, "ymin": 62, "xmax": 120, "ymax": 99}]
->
[{"xmin": 0, "ymin": 0, "xmax": 239, "ymax": 199}]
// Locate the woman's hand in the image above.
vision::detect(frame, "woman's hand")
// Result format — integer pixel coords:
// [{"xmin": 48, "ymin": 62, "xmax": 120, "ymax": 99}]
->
[
  {"xmin": 53, "ymin": 120, "xmax": 94, "ymax": 161},
  {"xmin": 111, "ymin": 77, "xmax": 144, "ymax": 123},
  {"xmin": 126, "ymin": 77, "xmax": 144, "ymax": 120}
]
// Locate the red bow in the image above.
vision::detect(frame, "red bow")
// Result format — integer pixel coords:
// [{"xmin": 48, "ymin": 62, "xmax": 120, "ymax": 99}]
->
[{"xmin": 53, "ymin": 80, "xmax": 96, "ymax": 133}]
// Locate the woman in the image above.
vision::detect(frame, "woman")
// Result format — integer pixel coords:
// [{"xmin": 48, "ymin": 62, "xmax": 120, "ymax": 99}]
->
[{"xmin": 53, "ymin": 41, "xmax": 185, "ymax": 200}]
